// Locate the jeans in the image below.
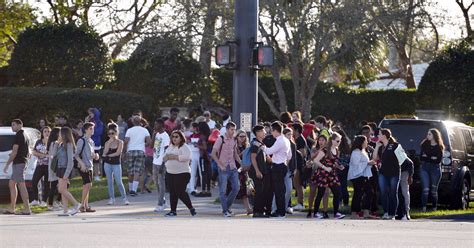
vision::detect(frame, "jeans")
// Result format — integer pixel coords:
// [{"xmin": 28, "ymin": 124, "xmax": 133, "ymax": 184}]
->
[
  {"xmin": 218, "ymin": 166, "xmax": 240, "ymax": 213},
  {"xmin": 271, "ymin": 163, "xmax": 288, "ymax": 216},
  {"xmin": 31, "ymin": 164, "xmax": 49, "ymax": 202},
  {"xmin": 351, "ymin": 177, "xmax": 372, "ymax": 213},
  {"xmin": 104, "ymin": 163, "xmax": 127, "ymax": 201},
  {"xmin": 378, "ymin": 173, "xmax": 400, "ymax": 216},
  {"xmin": 167, "ymin": 173, "xmax": 194, "ymax": 212},
  {"xmin": 420, "ymin": 162, "xmax": 441, "ymax": 209},
  {"xmin": 399, "ymin": 171, "xmax": 411, "ymax": 213},
  {"xmin": 153, "ymin": 164, "xmax": 166, "ymax": 206},
  {"xmin": 187, "ymin": 151, "xmax": 200, "ymax": 193},
  {"xmin": 272, "ymin": 170, "xmax": 292, "ymax": 212}
]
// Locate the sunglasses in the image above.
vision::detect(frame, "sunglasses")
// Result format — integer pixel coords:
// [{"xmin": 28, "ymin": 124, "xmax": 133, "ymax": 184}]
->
[
  {"xmin": 238, "ymin": 135, "xmax": 246, "ymax": 138},
  {"xmin": 172, "ymin": 136, "xmax": 180, "ymax": 138}
]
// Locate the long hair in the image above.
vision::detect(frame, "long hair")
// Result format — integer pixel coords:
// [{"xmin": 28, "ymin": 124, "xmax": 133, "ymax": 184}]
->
[
  {"xmin": 325, "ymin": 132, "xmax": 342, "ymax": 160},
  {"xmin": 197, "ymin": 121, "xmax": 211, "ymax": 137},
  {"xmin": 235, "ymin": 129, "xmax": 249, "ymax": 148},
  {"xmin": 40, "ymin": 126, "xmax": 51, "ymax": 140},
  {"xmin": 279, "ymin": 112, "xmax": 292, "ymax": 124},
  {"xmin": 315, "ymin": 134, "xmax": 327, "ymax": 150},
  {"xmin": 421, "ymin": 128, "xmax": 445, "ymax": 151},
  {"xmin": 352, "ymin": 135, "xmax": 367, "ymax": 152},
  {"xmin": 47, "ymin": 127, "xmax": 61, "ymax": 150},
  {"xmin": 60, "ymin": 127, "xmax": 76, "ymax": 150},
  {"xmin": 380, "ymin": 128, "xmax": 396, "ymax": 143},
  {"xmin": 335, "ymin": 129, "xmax": 351, "ymax": 155}
]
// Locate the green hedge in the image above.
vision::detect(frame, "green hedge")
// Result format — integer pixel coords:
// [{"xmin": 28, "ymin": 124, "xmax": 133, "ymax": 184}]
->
[{"xmin": 0, "ymin": 87, "xmax": 153, "ymax": 127}]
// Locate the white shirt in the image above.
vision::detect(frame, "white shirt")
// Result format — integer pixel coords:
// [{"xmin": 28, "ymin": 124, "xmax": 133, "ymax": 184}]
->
[
  {"xmin": 264, "ymin": 135, "xmax": 292, "ymax": 165},
  {"xmin": 348, "ymin": 149, "xmax": 372, "ymax": 180},
  {"xmin": 152, "ymin": 131, "xmax": 170, "ymax": 165},
  {"xmin": 207, "ymin": 119, "xmax": 216, "ymax": 129},
  {"xmin": 125, "ymin": 126, "xmax": 150, "ymax": 152}
]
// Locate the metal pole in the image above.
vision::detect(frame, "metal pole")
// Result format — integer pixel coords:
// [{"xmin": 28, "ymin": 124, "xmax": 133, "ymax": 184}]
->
[{"xmin": 233, "ymin": 0, "xmax": 258, "ymax": 131}]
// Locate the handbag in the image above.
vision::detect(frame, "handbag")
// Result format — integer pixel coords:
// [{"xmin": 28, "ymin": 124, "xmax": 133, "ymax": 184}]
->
[{"xmin": 50, "ymin": 145, "xmax": 61, "ymax": 173}]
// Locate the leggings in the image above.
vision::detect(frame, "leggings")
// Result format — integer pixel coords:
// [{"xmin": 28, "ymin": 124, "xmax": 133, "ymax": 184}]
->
[
  {"xmin": 313, "ymin": 185, "xmax": 341, "ymax": 214},
  {"xmin": 167, "ymin": 172, "xmax": 194, "ymax": 212},
  {"xmin": 198, "ymin": 157, "xmax": 211, "ymax": 192},
  {"xmin": 31, "ymin": 164, "xmax": 49, "ymax": 202},
  {"xmin": 47, "ymin": 180, "xmax": 62, "ymax": 206}
]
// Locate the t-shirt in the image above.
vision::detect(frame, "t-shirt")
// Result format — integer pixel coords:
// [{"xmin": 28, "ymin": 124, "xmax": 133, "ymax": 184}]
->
[
  {"xmin": 207, "ymin": 119, "xmax": 216, "ymax": 129},
  {"xmin": 164, "ymin": 119, "xmax": 178, "ymax": 134},
  {"xmin": 153, "ymin": 131, "xmax": 170, "ymax": 165},
  {"xmin": 76, "ymin": 137, "xmax": 95, "ymax": 170},
  {"xmin": 250, "ymin": 139, "xmax": 268, "ymax": 174},
  {"xmin": 125, "ymin": 126, "xmax": 150, "ymax": 152},
  {"xmin": 13, "ymin": 130, "xmax": 29, "ymax": 164},
  {"xmin": 34, "ymin": 139, "xmax": 48, "ymax": 166}
]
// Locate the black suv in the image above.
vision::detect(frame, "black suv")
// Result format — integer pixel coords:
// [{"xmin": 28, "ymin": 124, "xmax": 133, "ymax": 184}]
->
[{"xmin": 379, "ymin": 119, "xmax": 473, "ymax": 209}]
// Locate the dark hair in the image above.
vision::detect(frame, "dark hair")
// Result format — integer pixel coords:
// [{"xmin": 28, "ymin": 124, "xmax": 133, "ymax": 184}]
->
[
  {"xmin": 367, "ymin": 122, "xmax": 377, "ymax": 132},
  {"xmin": 263, "ymin": 122, "xmax": 271, "ymax": 128},
  {"xmin": 170, "ymin": 130, "xmax": 186, "ymax": 147},
  {"xmin": 83, "ymin": 122, "xmax": 95, "ymax": 130},
  {"xmin": 279, "ymin": 112, "xmax": 292, "ymax": 124},
  {"xmin": 39, "ymin": 118, "xmax": 48, "ymax": 126},
  {"xmin": 325, "ymin": 132, "xmax": 342, "ymax": 160},
  {"xmin": 314, "ymin": 115, "xmax": 328, "ymax": 127},
  {"xmin": 12, "ymin": 119, "xmax": 23, "ymax": 125},
  {"xmin": 170, "ymin": 107, "xmax": 180, "ymax": 113},
  {"xmin": 271, "ymin": 121, "xmax": 283, "ymax": 133},
  {"xmin": 335, "ymin": 129, "xmax": 351, "ymax": 155},
  {"xmin": 40, "ymin": 126, "xmax": 51, "ymax": 140},
  {"xmin": 133, "ymin": 110, "xmax": 143, "ymax": 116},
  {"xmin": 60, "ymin": 127, "xmax": 76, "ymax": 150},
  {"xmin": 155, "ymin": 118, "xmax": 165, "ymax": 126},
  {"xmin": 108, "ymin": 123, "xmax": 118, "ymax": 132},
  {"xmin": 222, "ymin": 114, "xmax": 230, "ymax": 121},
  {"xmin": 75, "ymin": 119, "xmax": 84, "ymax": 127},
  {"xmin": 252, "ymin": 125, "xmax": 265, "ymax": 136},
  {"xmin": 283, "ymin": 128, "xmax": 292, "ymax": 136},
  {"xmin": 352, "ymin": 135, "xmax": 367, "ymax": 151},
  {"xmin": 191, "ymin": 122, "xmax": 199, "ymax": 129},
  {"xmin": 360, "ymin": 125, "xmax": 372, "ymax": 134},
  {"xmin": 421, "ymin": 128, "xmax": 445, "ymax": 151},
  {"xmin": 132, "ymin": 116, "xmax": 141, "ymax": 126},
  {"xmin": 182, "ymin": 118, "xmax": 193, "ymax": 128},
  {"xmin": 316, "ymin": 135, "xmax": 328, "ymax": 150},
  {"xmin": 380, "ymin": 128, "xmax": 396, "ymax": 143},
  {"xmin": 226, "ymin": 121, "xmax": 236, "ymax": 129},
  {"xmin": 48, "ymin": 127, "xmax": 61, "ymax": 150},
  {"xmin": 292, "ymin": 123, "xmax": 303, "ymax": 134},
  {"xmin": 198, "ymin": 122, "xmax": 211, "ymax": 137}
]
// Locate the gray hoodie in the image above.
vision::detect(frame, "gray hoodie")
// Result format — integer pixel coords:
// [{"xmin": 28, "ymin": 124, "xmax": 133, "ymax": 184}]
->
[{"xmin": 75, "ymin": 136, "xmax": 95, "ymax": 170}]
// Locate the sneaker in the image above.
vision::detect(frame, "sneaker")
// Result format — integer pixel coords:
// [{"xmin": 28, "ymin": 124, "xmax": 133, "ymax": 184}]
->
[
  {"xmin": 70, "ymin": 204, "xmax": 81, "ymax": 216},
  {"xmin": 191, "ymin": 191, "xmax": 197, "ymax": 196},
  {"xmin": 30, "ymin": 200, "xmax": 40, "ymax": 206},
  {"xmin": 47, "ymin": 206, "xmax": 54, "ymax": 211},
  {"xmin": 306, "ymin": 211, "xmax": 313, "ymax": 218},
  {"xmin": 390, "ymin": 215, "xmax": 396, "ymax": 220},
  {"xmin": 314, "ymin": 212, "xmax": 324, "ymax": 219},
  {"xmin": 165, "ymin": 211, "xmax": 177, "ymax": 217},
  {"xmin": 190, "ymin": 208, "xmax": 197, "ymax": 216},
  {"xmin": 129, "ymin": 191, "xmax": 137, "ymax": 197},
  {"xmin": 94, "ymin": 176, "xmax": 101, "ymax": 182},
  {"xmin": 323, "ymin": 212, "xmax": 330, "ymax": 219},
  {"xmin": 224, "ymin": 211, "xmax": 233, "ymax": 217},
  {"xmin": 334, "ymin": 212, "xmax": 346, "ymax": 219},
  {"xmin": 382, "ymin": 213, "xmax": 390, "ymax": 220},
  {"xmin": 286, "ymin": 207, "xmax": 294, "ymax": 215},
  {"xmin": 227, "ymin": 209, "xmax": 233, "ymax": 215},
  {"xmin": 107, "ymin": 199, "xmax": 115, "ymax": 205},
  {"xmin": 58, "ymin": 212, "xmax": 71, "ymax": 217},
  {"xmin": 401, "ymin": 215, "xmax": 409, "ymax": 221},
  {"xmin": 293, "ymin": 204, "xmax": 304, "ymax": 211},
  {"xmin": 39, "ymin": 201, "xmax": 47, "ymax": 207},
  {"xmin": 406, "ymin": 213, "xmax": 411, "ymax": 220},
  {"xmin": 253, "ymin": 213, "xmax": 266, "ymax": 218},
  {"xmin": 154, "ymin": 205, "xmax": 165, "ymax": 212},
  {"xmin": 123, "ymin": 199, "xmax": 130, "ymax": 206},
  {"xmin": 274, "ymin": 215, "xmax": 286, "ymax": 219}
]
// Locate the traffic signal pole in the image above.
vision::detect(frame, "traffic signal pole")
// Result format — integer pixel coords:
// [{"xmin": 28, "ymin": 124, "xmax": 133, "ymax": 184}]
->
[{"xmin": 233, "ymin": 0, "xmax": 258, "ymax": 131}]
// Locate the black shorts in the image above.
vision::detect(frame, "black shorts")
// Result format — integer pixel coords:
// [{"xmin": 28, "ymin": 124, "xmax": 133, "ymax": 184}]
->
[
  {"xmin": 56, "ymin": 168, "xmax": 67, "ymax": 179},
  {"xmin": 79, "ymin": 170, "xmax": 93, "ymax": 185}
]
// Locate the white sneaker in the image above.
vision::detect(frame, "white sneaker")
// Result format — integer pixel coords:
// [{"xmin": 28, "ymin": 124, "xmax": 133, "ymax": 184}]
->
[
  {"xmin": 154, "ymin": 205, "xmax": 165, "ymax": 212},
  {"xmin": 94, "ymin": 176, "xmax": 101, "ymax": 182},
  {"xmin": 293, "ymin": 204, "xmax": 304, "ymax": 211},
  {"xmin": 334, "ymin": 212, "xmax": 346, "ymax": 219},
  {"xmin": 314, "ymin": 212, "xmax": 324, "ymax": 219},
  {"xmin": 30, "ymin": 200, "xmax": 40, "ymax": 206},
  {"xmin": 401, "ymin": 215, "xmax": 409, "ymax": 221},
  {"xmin": 39, "ymin": 201, "xmax": 47, "ymax": 207},
  {"xmin": 107, "ymin": 199, "xmax": 115, "ymax": 205},
  {"xmin": 224, "ymin": 211, "xmax": 233, "ymax": 217},
  {"xmin": 123, "ymin": 199, "xmax": 130, "ymax": 205},
  {"xmin": 390, "ymin": 215, "xmax": 396, "ymax": 220},
  {"xmin": 382, "ymin": 213, "xmax": 390, "ymax": 220},
  {"xmin": 69, "ymin": 204, "xmax": 81, "ymax": 216},
  {"xmin": 286, "ymin": 207, "xmax": 294, "ymax": 214}
]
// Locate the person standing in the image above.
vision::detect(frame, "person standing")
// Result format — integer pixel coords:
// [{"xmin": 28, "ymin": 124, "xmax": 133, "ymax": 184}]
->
[
  {"xmin": 116, "ymin": 114, "xmax": 128, "ymax": 141},
  {"xmin": 47, "ymin": 127, "xmax": 62, "ymax": 211},
  {"xmin": 30, "ymin": 126, "xmax": 52, "ymax": 207},
  {"xmin": 203, "ymin": 111, "xmax": 216, "ymax": 130},
  {"xmin": 307, "ymin": 135, "xmax": 329, "ymax": 218},
  {"xmin": 75, "ymin": 122, "xmax": 99, "ymax": 213},
  {"xmin": 3, "ymin": 119, "xmax": 32, "ymax": 215},
  {"xmin": 235, "ymin": 130, "xmax": 252, "ymax": 215},
  {"xmin": 72, "ymin": 120, "xmax": 84, "ymax": 141},
  {"xmin": 361, "ymin": 125, "xmax": 379, "ymax": 217},
  {"xmin": 163, "ymin": 131, "xmax": 196, "ymax": 217},
  {"xmin": 151, "ymin": 119, "xmax": 170, "ymax": 212},
  {"xmin": 211, "ymin": 122, "xmax": 241, "ymax": 217},
  {"xmin": 86, "ymin": 108, "xmax": 104, "ymax": 182},
  {"xmin": 196, "ymin": 121, "xmax": 212, "ymax": 197},
  {"xmin": 420, "ymin": 128, "xmax": 445, "ymax": 212},
  {"xmin": 291, "ymin": 123, "xmax": 307, "ymax": 211},
  {"xmin": 124, "ymin": 116, "xmax": 151, "ymax": 196},
  {"xmin": 102, "ymin": 123, "xmax": 129, "ymax": 206},
  {"xmin": 263, "ymin": 121, "xmax": 292, "ymax": 218},
  {"xmin": 348, "ymin": 135, "xmax": 374, "ymax": 219},
  {"xmin": 187, "ymin": 122, "xmax": 200, "ymax": 195},
  {"xmin": 164, "ymin": 108, "xmax": 180, "ymax": 134}
]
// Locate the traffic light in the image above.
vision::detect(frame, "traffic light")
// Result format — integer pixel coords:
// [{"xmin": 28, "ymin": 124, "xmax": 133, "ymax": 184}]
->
[
  {"xmin": 255, "ymin": 45, "xmax": 274, "ymax": 67},
  {"xmin": 215, "ymin": 42, "xmax": 237, "ymax": 68}
]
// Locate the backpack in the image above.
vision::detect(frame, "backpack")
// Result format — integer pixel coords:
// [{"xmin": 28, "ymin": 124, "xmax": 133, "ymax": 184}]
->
[
  {"xmin": 241, "ymin": 147, "xmax": 253, "ymax": 169},
  {"xmin": 73, "ymin": 137, "xmax": 86, "ymax": 169}
]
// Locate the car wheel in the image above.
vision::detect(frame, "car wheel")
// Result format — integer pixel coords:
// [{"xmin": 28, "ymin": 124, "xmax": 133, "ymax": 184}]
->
[{"xmin": 451, "ymin": 177, "xmax": 470, "ymax": 210}]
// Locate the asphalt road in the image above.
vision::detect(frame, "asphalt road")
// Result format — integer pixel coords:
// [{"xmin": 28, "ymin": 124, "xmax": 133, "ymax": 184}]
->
[{"xmin": 0, "ymin": 189, "xmax": 473, "ymax": 247}]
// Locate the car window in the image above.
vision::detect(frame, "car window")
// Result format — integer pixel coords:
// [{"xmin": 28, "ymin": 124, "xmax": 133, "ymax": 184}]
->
[
  {"xmin": 448, "ymin": 127, "xmax": 465, "ymax": 152},
  {"xmin": 0, "ymin": 135, "xmax": 16, "ymax": 152},
  {"xmin": 461, "ymin": 129, "xmax": 474, "ymax": 155}
]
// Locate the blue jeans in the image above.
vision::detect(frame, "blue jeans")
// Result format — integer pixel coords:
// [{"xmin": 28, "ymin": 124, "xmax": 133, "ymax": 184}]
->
[
  {"xmin": 378, "ymin": 173, "xmax": 400, "ymax": 216},
  {"xmin": 218, "ymin": 166, "xmax": 240, "ymax": 213},
  {"xmin": 104, "ymin": 163, "xmax": 127, "ymax": 200},
  {"xmin": 420, "ymin": 162, "xmax": 442, "ymax": 209}
]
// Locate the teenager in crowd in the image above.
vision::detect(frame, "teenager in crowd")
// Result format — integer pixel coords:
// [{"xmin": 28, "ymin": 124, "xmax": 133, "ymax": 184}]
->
[
  {"xmin": 86, "ymin": 108, "xmax": 104, "ymax": 182},
  {"xmin": 399, "ymin": 157, "xmax": 414, "ymax": 220},
  {"xmin": 163, "ymin": 131, "xmax": 196, "ymax": 217},
  {"xmin": 314, "ymin": 115, "xmax": 332, "ymax": 139},
  {"xmin": 38, "ymin": 118, "xmax": 48, "ymax": 131},
  {"xmin": 152, "ymin": 119, "xmax": 170, "ymax": 212},
  {"xmin": 281, "ymin": 128, "xmax": 300, "ymax": 214},
  {"xmin": 102, "ymin": 123, "xmax": 129, "ymax": 206},
  {"xmin": 373, "ymin": 128, "xmax": 402, "ymax": 220},
  {"xmin": 360, "ymin": 125, "xmax": 379, "ymax": 217},
  {"xmin": 72, "ymin": 120, "xmax": 84, "ymax": 141},
  {"xmin": 420, "ymin": 128, "xmax": 445, "ymax": 212},
  {"xmin": 348, "ymin": 135, "xmax": 375, "ymax": 219},
  {"xmin": 30, "ymin": 126, "xmax": 52, "ymax": 207},
  {"xmin": 310, "ymin": 132, "xmax": 345, "ymax": 219},
  {"xmin": 333, "ymin": 127, "xmax": 351, "ymax": 208},
  {"xmin": 47, "ymin": 127, "xmax": 62, "ymax": 210},
  {"xmin": 279, "ymin": 112, "xmax": 292, "ymax": 125},
  {"xmin": 307, "ymin": 135, "xmax": 329, "ymax": 218},
  {"xmin": 291, "ymin": 123, "xmax": 307, "ymax": 211},
  {"xmin": 235, "ymin": 129, "xmax": 252, "ymax": 215},
  {"xmin": 196, "ymin": 121, "xmax": 212, "ymax": 197},
  {"xmin": 187, "ymin": 122, "xmax": 200, "ymax": 195}
]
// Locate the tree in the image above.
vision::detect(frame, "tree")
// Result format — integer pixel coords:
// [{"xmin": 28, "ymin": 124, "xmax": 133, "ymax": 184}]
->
[
  {"xmin": 8, "ymin": 23, "xmax": 112, "ymax": 88},
  {"xmin": 115, "ymin": 35, "xmax": 204, "ymax": 107},
  {"xmin": 455, "ymin": 0, "xmax": 473, "ymax": 43},
  {"xmin": 259, "ymin": 0, "xmax": 378, "ymax": 120},
  {"xmin": 417, "ymin": 40, "xmax": 474, "ymax": 115},
  {"xmin": 0, "ymin": 1, "xmax": 36, "ymax": 66}
]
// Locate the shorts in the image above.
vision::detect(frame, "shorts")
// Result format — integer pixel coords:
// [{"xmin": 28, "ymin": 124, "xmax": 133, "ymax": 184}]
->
[
  {"xmin": 11, "ymin": 163, "xmax": 26, "ymax": 183},
  {"xmin": 56, "ymin": 168, "xmax": 67, "ymax": 179},
  {"xmin": 79, "ymin": 170, "xmax": 93, "ymax": 185},
  {"xmin": 127, "ymin": 150, "xmax": 145, "ymax": 176}
]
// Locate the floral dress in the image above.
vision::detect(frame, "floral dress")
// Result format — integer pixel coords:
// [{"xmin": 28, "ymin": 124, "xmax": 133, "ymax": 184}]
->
[{"xmin": 311, "ymin": 149, "xmax": 341, "ymax": 188}]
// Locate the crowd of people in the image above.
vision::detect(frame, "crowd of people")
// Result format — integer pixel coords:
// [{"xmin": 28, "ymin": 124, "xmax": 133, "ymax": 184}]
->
[{"xmin": 3, "ymin": 108, "xmax": 445, "ymax": 220}]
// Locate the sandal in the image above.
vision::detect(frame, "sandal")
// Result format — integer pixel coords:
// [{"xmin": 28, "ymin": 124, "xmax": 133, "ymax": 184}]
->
[
  {"xmin": 3, "ymin": 210, "xmax": 16, "ymax": 215},
  {"xmin": 15, "ymin": 211, "xmax": 32, "ymax": 215},
  {"xmin": 85, "ymin": 207, "xmax": 96, "ymax": 213}
]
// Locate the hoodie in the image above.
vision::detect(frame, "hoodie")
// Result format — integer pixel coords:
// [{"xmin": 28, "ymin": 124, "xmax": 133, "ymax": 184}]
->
[{"xmin": 90, "ymin": 108, "xmax": 104, "ymax": 148}]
